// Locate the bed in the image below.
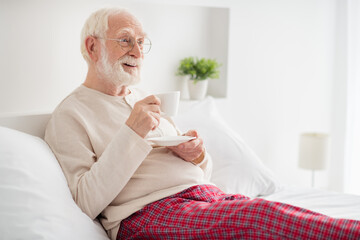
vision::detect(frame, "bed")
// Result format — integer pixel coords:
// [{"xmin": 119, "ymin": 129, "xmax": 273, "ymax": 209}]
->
[{"xmin": 0, "ymin": 97, "xmax": 359, "ymax": 239}]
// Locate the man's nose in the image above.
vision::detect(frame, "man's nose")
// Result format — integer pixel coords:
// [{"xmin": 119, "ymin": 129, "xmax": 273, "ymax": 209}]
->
[{"xmin": 128, "ymin": 41, "xmax": 142, "ymax": 58}]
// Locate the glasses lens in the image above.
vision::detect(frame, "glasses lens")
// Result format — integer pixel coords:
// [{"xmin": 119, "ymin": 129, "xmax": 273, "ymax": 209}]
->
[
  {"xmin": 142, "ymin": 38, "xmax": 151, "ymax": 54},
  {"xmin": 118, "ymin": 37, "xmax": 151, "ymax": 54},
  {"xmin": 118, "ymin": 37, "xmax": 132, "ymax": 52}
]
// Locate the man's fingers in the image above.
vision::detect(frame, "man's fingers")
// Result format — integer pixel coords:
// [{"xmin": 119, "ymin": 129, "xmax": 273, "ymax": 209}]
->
[
  {"xmin": 149, "ymin": 111, "xmax": 161, "ymax": 130},
  {"xmin": 167, "ymin": 139, "xmax": 204, "ymax": 162},
  {"xmin": 173, "ymin": 137, "xmax": 203, "ymax": 151},
  {"xmin": 142, "ymin": 95, "xmax": 161, "ymax": 105},
  {"xmin": 148, "ymin": 104, "xmax": 161, "ymax": 114},
  {"xmin": 184, "ymin": 130, "xmax": 198, "ymax": 138},
  {"xmin": 187, "ymin": 138, "xmax": 203, "ymax": 150}
]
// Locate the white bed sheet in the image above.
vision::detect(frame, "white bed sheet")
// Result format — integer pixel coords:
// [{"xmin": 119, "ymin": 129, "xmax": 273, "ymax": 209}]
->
[{"xmin": 263, "ymin": 186, "xmax": 360, "ymax": 220}]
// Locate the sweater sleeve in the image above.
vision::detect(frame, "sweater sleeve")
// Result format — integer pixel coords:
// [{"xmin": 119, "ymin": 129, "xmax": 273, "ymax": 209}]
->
[
  {"xmin": 45, "ymin": 109, "xmax": 152, "ymax": 220},
  {"xmin": 195, "ymin": 150, "xmax": 213, "ymax": 181}
]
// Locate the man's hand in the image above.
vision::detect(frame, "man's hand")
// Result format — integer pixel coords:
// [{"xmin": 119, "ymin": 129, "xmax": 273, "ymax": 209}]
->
[
  {"xmin": 126, "ymin": 95, "xmax": 161, "ymax": 138},
  {"xmin": 167, "ymin": 130, "xmax": 205, "ymax": 163}
]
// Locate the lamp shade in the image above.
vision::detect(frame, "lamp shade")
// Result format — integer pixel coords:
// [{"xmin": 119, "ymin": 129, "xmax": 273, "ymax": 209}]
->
[{"xmin": 298, "ymin": 133, "xmax": 329, "ymax": 170}]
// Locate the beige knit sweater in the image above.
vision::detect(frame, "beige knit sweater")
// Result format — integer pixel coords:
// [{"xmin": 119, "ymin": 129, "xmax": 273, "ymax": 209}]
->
[{"xmin": 44, "ymin": 85, "xmax": 212, "ymax": 240}]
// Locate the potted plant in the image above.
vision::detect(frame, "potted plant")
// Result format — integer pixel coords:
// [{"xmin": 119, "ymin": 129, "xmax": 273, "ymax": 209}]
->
[{"xmin": 176, "ymin": 57, "xmax": 221, "ymax": 100}]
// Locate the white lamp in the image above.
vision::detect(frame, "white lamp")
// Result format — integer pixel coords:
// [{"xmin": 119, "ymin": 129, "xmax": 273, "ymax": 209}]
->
[{"xmin": 298, "ymin": 133, "xmax": 329, "ymax": 187}]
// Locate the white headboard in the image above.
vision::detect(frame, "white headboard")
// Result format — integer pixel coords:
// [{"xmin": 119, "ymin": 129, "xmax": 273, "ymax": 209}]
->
[{"xmin": 0, "ymin": 113, "xmax": 51, "ymax": 139}]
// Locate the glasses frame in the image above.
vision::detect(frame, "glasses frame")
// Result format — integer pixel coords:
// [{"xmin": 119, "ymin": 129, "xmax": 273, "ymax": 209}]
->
[{"xmin": 96, "ymin": 36, "xmax": 152, "ymax": 54}]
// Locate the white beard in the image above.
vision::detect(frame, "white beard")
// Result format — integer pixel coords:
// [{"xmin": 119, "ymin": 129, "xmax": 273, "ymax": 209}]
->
[{"xmin": 96, "ymin": 46, "xmax": 142, "ymax": 87}]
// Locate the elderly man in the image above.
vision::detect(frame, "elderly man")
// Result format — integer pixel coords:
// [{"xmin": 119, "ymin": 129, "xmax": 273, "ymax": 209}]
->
[{"xmin": 45, "ymin": 7, "xmax": 360, "ymax": 240}]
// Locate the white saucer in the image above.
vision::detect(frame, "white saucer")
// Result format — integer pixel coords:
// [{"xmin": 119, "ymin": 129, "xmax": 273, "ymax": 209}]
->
[{"xmin": 147, "ymin": 136, "xmax": 196, "ymax": 147}]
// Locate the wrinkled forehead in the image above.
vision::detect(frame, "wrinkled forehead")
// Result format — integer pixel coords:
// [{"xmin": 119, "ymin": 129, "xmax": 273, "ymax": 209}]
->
[{"xmin": 107, "ymin": 12, "xmax": 146, "ymax": 37}]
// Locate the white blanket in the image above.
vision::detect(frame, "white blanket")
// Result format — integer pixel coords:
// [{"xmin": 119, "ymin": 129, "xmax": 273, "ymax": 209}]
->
[{"xmin": 263, "ymin": 186, "xmax": 360, "ymax": 220}]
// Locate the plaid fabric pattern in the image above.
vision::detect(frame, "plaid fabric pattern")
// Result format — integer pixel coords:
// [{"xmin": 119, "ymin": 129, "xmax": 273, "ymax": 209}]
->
[{"xmin": 117, "ymin": 185, "xmax": 360, "ymax": 240}]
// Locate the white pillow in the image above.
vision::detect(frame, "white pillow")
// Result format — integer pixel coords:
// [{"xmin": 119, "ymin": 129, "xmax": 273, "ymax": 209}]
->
[
  {"xmin": 174, "ymin": 97, "xmax": 281, "ymax": 198},
  {"xmin": 0, "ymin": 127, "xmax": 109, "ymax": 240}
]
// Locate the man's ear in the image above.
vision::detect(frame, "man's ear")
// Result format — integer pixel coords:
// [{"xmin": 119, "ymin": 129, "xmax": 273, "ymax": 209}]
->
[{"xmin": 85, "ymin": 36, "xmax": 99, "ymax": 62}]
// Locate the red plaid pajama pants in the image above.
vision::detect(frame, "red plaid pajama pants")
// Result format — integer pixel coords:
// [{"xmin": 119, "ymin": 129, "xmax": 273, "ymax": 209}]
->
[{"xmin": 117, "ymin": 184, "xmax": 360, "ymax": 239}]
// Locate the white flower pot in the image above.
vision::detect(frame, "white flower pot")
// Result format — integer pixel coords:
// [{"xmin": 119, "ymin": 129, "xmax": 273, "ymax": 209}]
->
[{"xmin": 188, "ymin": 79, "xmax": 208, "ymax": 100}]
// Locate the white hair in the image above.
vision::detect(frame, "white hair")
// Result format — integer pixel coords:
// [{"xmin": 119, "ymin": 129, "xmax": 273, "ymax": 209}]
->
[{"xmin": 80, "ymin": 7, "xmax": 128, "ymax": 63}]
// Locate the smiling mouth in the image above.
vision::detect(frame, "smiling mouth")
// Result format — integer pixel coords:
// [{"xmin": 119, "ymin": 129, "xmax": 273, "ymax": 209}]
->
[{"xmin": 123, "ymin": 63, "xmax": 137, "ymax": 67}]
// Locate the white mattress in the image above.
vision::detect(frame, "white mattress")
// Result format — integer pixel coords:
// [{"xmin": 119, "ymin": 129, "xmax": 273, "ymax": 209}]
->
[{"xmin": 262, "ymin": 186, "xmax": 360, "ymax": 220}]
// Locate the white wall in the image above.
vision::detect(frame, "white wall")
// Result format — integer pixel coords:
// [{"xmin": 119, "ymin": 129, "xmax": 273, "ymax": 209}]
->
[
  {"xmin": 343, "ymin": 0, "xmax": 360, "ymax": 195},
  {"xmin": 1, "ymin": 0, "xmax": 347, "ymax": 192},
  {"xmin": 329, "ymin": 0, "xmax": 348, "ymax": 193},
  {"xmin": 225, "ymin": 0, "xmax": 337, "ymax": 189},
  {"xmin": 0, "ymin": 0, "xmax": 228, "ymax": 114}
]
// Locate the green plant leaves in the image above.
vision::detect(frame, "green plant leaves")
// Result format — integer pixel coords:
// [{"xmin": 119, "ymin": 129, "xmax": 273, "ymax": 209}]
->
[{"xmin": 176, "ymin": 57, "xmax": 221, "ymax": 81}]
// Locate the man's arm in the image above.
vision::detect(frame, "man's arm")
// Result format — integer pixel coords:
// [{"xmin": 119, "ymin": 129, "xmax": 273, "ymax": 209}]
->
[
  {"xmin": 45, "ymin": 111, "xmax": 152, "ymax": 220},
  {"xmin": 45, "ymin": 95, "xmax": 161, "ymax": 220}
]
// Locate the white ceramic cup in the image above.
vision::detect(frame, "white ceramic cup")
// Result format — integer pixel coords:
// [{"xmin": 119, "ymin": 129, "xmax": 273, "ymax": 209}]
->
[{"xmin": 155, "ymin": 91, "xmax": 180, "ymax": 116}]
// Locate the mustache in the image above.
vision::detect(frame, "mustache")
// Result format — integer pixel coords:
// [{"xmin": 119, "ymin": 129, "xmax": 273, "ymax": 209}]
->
[{"xmin": 116, "ymin": 55, "xmax": 142, "ymax": 67}]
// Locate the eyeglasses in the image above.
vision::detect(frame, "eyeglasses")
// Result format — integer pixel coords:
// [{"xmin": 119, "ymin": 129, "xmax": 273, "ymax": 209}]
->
[{"xmin": 97, "ymin": 36, "xmax": 152, "ymax": 54}]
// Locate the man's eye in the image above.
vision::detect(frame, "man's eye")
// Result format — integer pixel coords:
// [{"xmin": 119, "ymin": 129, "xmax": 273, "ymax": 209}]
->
[
  {"xmin": 137, "ymin": 40, "xmax": 144, "ymax": 45},
  {"xmin": 119, "ymin": 38, "xmax": 129, "ymax": 43}
]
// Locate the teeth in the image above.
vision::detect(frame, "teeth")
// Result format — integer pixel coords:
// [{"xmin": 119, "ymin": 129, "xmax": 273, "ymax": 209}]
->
[{"xmin": 125, "ymin": 63, "xmax": 136, "ymax": 67}]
